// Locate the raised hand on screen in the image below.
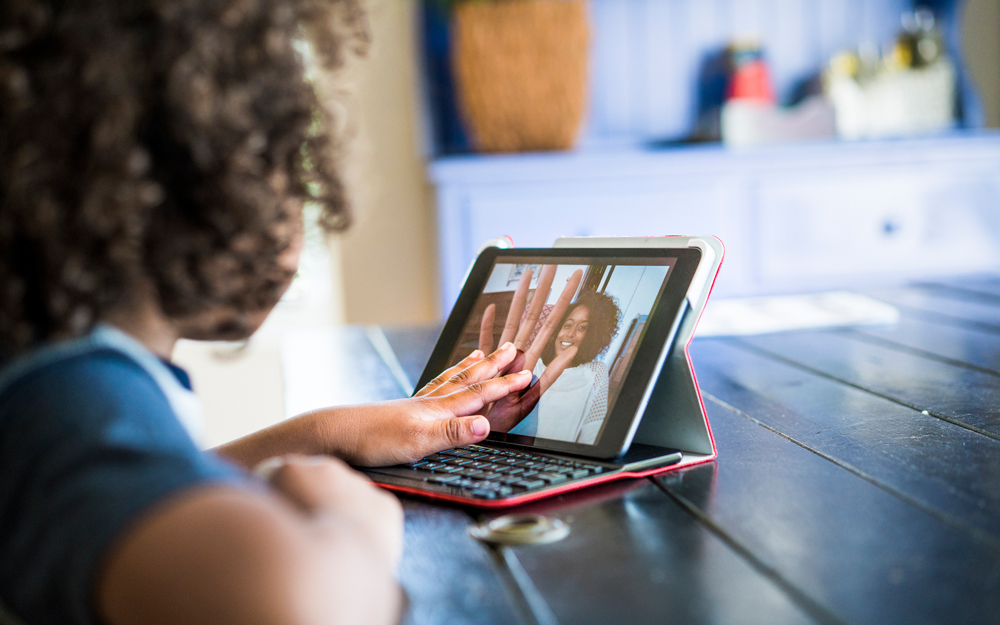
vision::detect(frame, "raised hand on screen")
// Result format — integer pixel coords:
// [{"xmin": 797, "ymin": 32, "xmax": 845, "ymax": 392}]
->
[{"xmin": 476, "ymin": 266, "xmax": 583, "ymax": 431}]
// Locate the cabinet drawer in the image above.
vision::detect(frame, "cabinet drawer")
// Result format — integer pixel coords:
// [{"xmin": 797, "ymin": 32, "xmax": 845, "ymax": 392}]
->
[{"xmin": 757, "ymin": 168, "xmax": 1000, "ymax": 284}]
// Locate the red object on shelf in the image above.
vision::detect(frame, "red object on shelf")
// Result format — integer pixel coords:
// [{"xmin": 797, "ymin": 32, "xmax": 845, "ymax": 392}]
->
[
  {"xmin": 728, "ymin": 60, "xmax": 775, "ymax": 102},
  {"xmin": 726, "ymin": 45, "xmax": 775, "ymax": 103}
]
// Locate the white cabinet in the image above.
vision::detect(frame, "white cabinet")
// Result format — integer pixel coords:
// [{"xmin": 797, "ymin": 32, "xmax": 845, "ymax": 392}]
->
[{"xmin": 430, "ymin": 135, "xmax": 1000, "ymax": 314}]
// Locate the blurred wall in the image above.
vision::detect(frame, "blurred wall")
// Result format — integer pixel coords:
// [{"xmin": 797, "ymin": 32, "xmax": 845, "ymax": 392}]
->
[{"xmin": 335, "ymin": 0, "xmax": 440, "ymax": 326}]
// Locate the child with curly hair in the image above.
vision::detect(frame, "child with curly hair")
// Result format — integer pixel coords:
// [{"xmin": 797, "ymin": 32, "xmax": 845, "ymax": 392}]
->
[{"xmin": 0, "ymin": 1, "xmax": 531, "ymax": 623}]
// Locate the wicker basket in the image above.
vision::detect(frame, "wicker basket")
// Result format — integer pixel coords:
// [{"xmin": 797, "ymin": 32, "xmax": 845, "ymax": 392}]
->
[{"xmin": 451, "ymin": 0, "xmax": 590, "ymax": 153}]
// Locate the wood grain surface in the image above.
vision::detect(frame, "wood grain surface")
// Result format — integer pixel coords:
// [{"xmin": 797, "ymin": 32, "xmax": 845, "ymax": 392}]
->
[{"xmin": 365, "ymin": 277, "xmax": 1000, "ymax": 625}]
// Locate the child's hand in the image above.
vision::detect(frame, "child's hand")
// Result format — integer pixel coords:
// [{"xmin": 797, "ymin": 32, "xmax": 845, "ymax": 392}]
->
[
  {"xmin": 328, "ymin": 344, "xmax": 532, "ymax": 466},
  {"xmin": 258, "ymin": 454, "xmax": 404, "ymax": 570},
  {"xmin": 216, "ymin": 341, "xmax": 532, "ymax": 470}
]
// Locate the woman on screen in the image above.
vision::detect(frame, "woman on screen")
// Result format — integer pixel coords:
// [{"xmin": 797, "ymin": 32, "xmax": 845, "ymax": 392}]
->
[{"xmin": 510, "ymin": 291, "xmax": 621, "ymax": 444}]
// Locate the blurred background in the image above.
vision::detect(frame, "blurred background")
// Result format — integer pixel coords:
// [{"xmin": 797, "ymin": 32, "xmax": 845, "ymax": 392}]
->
[{"xmin": 178, "ymin": 0, "xmax": 1000, "ymax": 447}]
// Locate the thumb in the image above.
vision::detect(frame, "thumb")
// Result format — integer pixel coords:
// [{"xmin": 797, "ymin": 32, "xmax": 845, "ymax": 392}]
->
[{"xmin": 429, "ymin": 415, "xmax": 491, "ymax": 450}]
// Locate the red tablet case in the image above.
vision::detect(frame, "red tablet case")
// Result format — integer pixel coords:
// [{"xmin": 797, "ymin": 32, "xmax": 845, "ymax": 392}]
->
[{"xmin": 377, "ymin": 235, "xmax": 724, "ymax": 508}]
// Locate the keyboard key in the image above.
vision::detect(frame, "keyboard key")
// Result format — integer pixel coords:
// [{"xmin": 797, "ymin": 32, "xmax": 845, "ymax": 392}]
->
[
  {"xmin": 470, "ymin": 489, "xmax": 497, "ymax": 499},
  {"xmin": 368, "ymin": 467, "xmax": 439, "ymax": 481},
  {"xmin": 423, "ymin": 463, "xmax": 448, "ymax": 471},
  {"xmin": 512, "ymin": 478, "xmax": 545, "ymax": 490},
  {"xmin": 438, "ymin": 450, "xmax": 463, "ymax": 457},
  {"xmin": 429, "ymin": 475, "xmax": 462, "ymax": 484},
  {"xmin": 568, "ymin": 469, "xmax": 590, "ymax": 479},
  {"xmin": 439, "ymin": 465, "xmax": 463, "ymax": 474},
  {"xmin": 536, "ymin": 472, "xmax": 568, "ymax": 484},
  {"xmin": 448, "ymin": 457, "xmax": 475, "ymax": 466}
]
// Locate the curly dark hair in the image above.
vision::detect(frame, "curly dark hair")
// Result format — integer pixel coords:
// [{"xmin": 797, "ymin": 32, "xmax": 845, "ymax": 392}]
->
[
  {"xmin": 0, "ymin": 0, "xmax": 366, "ymax": 354},
  {"xmin": 541, "ymin": 290, "xmax": 621, "ymax": 368}
]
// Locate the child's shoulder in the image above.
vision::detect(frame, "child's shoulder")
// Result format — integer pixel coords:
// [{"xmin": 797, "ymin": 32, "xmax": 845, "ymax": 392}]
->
[
  {"xmin": 0, "ymin": 342, "xmax": 246, "ymax": 625},
  {"xmin": 0, "ymin": 346, "xmax": 169, "ymax": 428}
]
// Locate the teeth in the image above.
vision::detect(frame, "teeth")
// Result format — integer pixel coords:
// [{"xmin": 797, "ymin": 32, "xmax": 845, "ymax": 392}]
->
[{"xmin": 561, "ymin": 342, "xmax": 573, "ymax": 347}]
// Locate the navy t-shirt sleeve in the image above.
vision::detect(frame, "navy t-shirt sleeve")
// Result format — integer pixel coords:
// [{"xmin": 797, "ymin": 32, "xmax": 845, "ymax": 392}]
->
[{"xmin": 0, "ymin": 350, "xmax": 248, "ymax": 625}]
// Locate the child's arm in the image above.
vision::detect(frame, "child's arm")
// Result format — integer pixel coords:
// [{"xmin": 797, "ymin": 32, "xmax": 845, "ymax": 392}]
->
[
  {"xmin": 97, "ymin": 456, "xmax": 403, "ymax": 625},
  {"xmin": 215, "ymin": 344, "xmax": 533, "ymax": 469}
]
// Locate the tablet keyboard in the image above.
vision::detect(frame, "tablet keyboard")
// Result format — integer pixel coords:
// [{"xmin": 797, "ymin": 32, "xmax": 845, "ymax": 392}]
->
[{"xmin": 367, "ymin": 444, "xmax": 608, "ymax": 500}]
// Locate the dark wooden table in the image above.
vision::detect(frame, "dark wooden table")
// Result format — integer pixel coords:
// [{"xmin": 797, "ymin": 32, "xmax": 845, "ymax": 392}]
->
[{"xmin": 341, "ymin": 276, "xmax": 1000, "ymax": 625}]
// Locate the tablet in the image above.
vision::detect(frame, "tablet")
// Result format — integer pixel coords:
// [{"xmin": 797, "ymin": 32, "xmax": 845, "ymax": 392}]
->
[{"xmin": 417, "ymin": 246, "xmax": 702, "ymax": 459}]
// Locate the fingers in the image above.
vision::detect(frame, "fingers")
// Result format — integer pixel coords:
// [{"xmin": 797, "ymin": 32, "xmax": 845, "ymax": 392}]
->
[
  {"xmin": 400, "ymin": 413, "xmax": 491, "ymax": 464},
  {"xmin": 499, "ymin": 267, "xmax": 532, "ymax": 347},
  {"xmin": 514, "ymin": 264, "xmax": 556, "ymax": 348},
  {"xmin": 524, "ymin": 269, "xmax": 584, "ymax": 367},
  {"xmin": 427, "ymin": 415, "xmax": 491, "ymax": 450},
  {"xmin": 400, "ymin": 370, "xmax": 531, "ymax": 460},
  {"xmin": 478, "ymin": 303, "xmax": 496, "ymax": 355},
  {"xmin": 434, "ymin": 370, "xmax": 533, "ymax": 417},
  {"xmin": 422, "ymin": 342, "xmax": 518, "ymax": 398},
  {"xmin": 487, "ymin": 346, "xmax": 576, "ymax": 432},
  {"xmin": 536, "ymin": 345, "xmax": 578, "ymax": 394},
  {"xmin": 415, "ymin": 349, "xmax": 485, "ymax": 397}
]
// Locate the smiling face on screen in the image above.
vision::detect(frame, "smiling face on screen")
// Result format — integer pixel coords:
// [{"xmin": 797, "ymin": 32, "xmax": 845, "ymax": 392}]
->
[{"xmin": 554, "ymin": 305, "xmax": 590, "ymax": 358}]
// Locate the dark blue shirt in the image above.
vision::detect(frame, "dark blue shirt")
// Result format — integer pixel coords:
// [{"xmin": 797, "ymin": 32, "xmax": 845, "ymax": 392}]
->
[{"xmin": 0, "ymin": 329, "xmax": 248, "ymax": 625}]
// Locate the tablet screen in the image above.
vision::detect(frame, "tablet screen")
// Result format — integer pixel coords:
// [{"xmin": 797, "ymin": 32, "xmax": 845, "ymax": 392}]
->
[{"xmin": 423, "ymin": 248, "xmax": 700, "ymax": 458}]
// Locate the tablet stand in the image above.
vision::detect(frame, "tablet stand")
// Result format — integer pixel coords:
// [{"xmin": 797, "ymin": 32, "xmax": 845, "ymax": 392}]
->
[{"xmin": 552, "ymin": 236, "xmax": 724, "ymax": 470}]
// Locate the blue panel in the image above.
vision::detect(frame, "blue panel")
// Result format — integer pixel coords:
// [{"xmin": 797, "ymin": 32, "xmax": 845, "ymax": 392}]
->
[
  {"xmin": 420, "ymin": 3, "xmax": 469, "ymax": 154},
  {"xmin": 766, "ymin": 0, "xmax": 812, "ymax": 104},
  {"xmin": 816, "ymin": 0, "xmax": 853, "ymax": 57},
  {"xmin": 728, "ymin": 0, "xmax": 765, "ymax": 39},
  {"xmin": 642, "ymin": 0, "xmax": 682, "ymax": 137},
  {"xmin": 628, "ymin": 0, "xmax": 649, "ymax": 135},
  {"xmin": 589, "ymin": 0, "xmax": 634, "ymax": 136}
]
